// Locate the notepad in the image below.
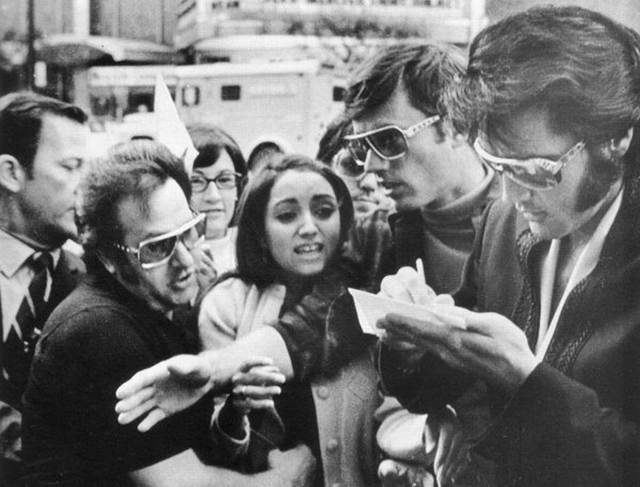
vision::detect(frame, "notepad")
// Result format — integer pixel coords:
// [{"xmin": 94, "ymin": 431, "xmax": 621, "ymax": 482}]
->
[{"xmin": 348, "ymin": 288, "xmax": 467, "ymax": 337}]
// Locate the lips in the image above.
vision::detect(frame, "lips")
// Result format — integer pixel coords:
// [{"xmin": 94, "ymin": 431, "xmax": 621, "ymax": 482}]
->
[
  {"xmin": 172, "ymin": 270, "xmax": 195, "ymax": 290},
  {"xmin": 294, "ymin": 243, "xmax": 324, "ymax": 255},
  {"xmin": 517, "ymin": 205, "xmax": 546, "ymax": 222}
]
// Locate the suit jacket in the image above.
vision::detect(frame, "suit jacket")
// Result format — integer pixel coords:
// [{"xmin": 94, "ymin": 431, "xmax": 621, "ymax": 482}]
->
[{"xmin": 0, "ymin": 249, "xmax": 84, "ymax": 487}]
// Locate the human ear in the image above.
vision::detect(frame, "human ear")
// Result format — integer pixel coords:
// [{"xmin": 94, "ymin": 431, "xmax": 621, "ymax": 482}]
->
[
  {"xmin": 442, "ymin": 120, "xmax": 468, "ymax": 148},
  {"xmin": 605, "ymin": 127, "xmax": 634, "ymax": 159},
  {"xmin": 0, "ymin": 155, "xmax": 25, "ymax": 193},
  {"xmin": 96, "ymin": 251, "xmax": 117, "ymax": 274}
]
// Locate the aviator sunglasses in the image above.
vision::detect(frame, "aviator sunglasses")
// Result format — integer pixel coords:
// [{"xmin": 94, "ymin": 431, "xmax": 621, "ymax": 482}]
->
[
  {"xmin": 473, "ymin": 139, "xmax": 586, "ymax": 191},
  {"xmin": 344, "ymin": 115, "xmax": 441, "ymax": 163},
  {"xmin": 113, "ymin": 212, "xmax": 206, "ymax": 269}
]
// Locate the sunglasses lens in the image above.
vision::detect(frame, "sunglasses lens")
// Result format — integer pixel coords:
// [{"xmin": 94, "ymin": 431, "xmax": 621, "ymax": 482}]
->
[
  {"xmin": 137, "ymin": 215, "xmax": 206, "ymax": 266},
  {"xmin": 347, "ymin": 138, "xmax": 368, "ymax": 163},
  {"xmin": 139, "ymin": 236, "xmax": 177, "ymax": 265},
  {"xmin": 491, "ymin": 162, "xmax": 559, "ymax": 190},
  {"xmin": 368, "ymin": 128, "xmax": 406, "ymax": 159},
  {"xmin": 181, "ymin": 218, "xmax": 206, "ymax": 248},
  {"xmin": 336, "ymin": 150, "xmax": 364, "ymax": 177}
]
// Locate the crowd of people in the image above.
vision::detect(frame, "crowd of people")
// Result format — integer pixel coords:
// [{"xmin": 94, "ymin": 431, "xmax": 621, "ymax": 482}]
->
[{"xmin": 1, "ymin": 5, "xmax": 640, "ymax": 487}]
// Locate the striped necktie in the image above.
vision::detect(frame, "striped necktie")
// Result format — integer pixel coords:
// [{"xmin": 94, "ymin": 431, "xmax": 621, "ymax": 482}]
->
[{"xmin": 1, "ymin": 252, "xmax": 54, "ymax": 401}]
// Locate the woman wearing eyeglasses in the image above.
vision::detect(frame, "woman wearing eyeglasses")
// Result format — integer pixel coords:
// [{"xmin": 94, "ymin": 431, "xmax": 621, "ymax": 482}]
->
[
  {"xmin": 198, "ymin": 155, "xmax": 381, "ymax": 487},
  {"xmin": 187, "ymin": 124, "xmax": 247, "ymax": 292}
]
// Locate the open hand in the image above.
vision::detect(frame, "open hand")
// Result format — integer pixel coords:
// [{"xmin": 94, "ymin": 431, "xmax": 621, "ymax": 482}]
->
[{"xmin": 115, "ymin": 354, "xmax": 275, "ymax": 431}]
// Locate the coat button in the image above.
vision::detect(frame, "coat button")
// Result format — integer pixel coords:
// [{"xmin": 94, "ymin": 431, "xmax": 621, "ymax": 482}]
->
[
  {"xmin": 326, "ymin": 438, "xmax": 339, "ymax": 452},
  {"xmin": 317, "ymin": 386, "xmax": 329, "ymax": 399}
]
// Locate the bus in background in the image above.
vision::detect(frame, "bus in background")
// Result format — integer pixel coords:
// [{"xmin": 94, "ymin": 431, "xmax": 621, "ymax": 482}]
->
[{"xmin": 86, "ymin": 59, "xmax": 345, "ymax": 164}]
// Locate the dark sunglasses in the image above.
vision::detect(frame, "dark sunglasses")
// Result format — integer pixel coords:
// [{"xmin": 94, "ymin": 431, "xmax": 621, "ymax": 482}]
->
[
  {"xmin": 113, "ymin": 213, "xmax": 206, "ymax": 269},
  {"xmin": 344, "ymin": 115, "xmax": 441, "ymax": 163}
]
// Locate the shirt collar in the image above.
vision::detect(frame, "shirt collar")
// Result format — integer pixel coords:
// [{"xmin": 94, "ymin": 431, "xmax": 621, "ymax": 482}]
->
[{"xmin": 0, "ymin": 229, "xmax": 61, "ymax": 278}]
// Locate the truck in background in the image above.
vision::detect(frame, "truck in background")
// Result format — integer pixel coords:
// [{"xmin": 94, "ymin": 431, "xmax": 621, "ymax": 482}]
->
[{"xmin": 86, "ymin": 59, "xmax": 345, "ymax": 164}]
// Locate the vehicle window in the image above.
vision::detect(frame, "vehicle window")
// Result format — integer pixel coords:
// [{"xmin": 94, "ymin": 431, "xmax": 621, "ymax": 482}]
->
[{"xmin": 221, "ymin": 85, "xmax": 241, "ymax": 101}]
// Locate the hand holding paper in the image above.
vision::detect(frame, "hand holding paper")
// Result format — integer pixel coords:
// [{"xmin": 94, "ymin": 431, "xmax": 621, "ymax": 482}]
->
[{"xmin": 348, "ymin": 287, "xmax": 465, "ymax": 339}]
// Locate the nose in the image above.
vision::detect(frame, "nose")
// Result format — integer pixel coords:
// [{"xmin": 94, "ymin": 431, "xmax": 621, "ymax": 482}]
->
[
  {"xmin": 170, "ymin": 240, "xmax": 195, "ymax": 268},
  {"xmin": 358, "ymin": 171, "xmax": 379, "ymax": 193},
  {"xmin": 298, "ymin": 211, "xmax": 319, "ymax": 237},
  {"xmin": 363, "ymin": 149, "xmax": 389, "ymax": 174},
  {"xmin": 501, "ymin": 174, "xmax": 533, "ymax": 204},
  {"xmin": 203, "ymin": 181, "xmax": 223, "ymax": 201}
]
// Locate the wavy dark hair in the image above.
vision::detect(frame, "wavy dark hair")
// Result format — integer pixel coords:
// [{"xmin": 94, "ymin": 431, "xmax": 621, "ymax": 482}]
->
[
  {"xmin": 235, "ymin": 154, "xmax": 354, "ymax": 288},
  {"xmin": 78, "ymin": 140, "xmax": 191, "ymax": 272},
  {"xmin": 445, "ymin": 5, "xmax": 640, "ymax": 171}
]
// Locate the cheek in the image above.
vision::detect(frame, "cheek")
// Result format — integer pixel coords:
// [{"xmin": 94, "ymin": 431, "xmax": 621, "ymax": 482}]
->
[
  {"xmin": 322, "ymin": 218, "xmax": 342, "ymax": 253},
  {"xmin": 222, "ymin": 192, "xmax": 237, "ymax": 216},
  {"xmin": 191, "ymin": 193, "xmax": 206, "ymax": 211}
]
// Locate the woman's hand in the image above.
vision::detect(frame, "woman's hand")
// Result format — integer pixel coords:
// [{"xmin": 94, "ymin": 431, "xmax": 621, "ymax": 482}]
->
[{"xmin": 229, "ymin": 363, "xmax": 285, "ymax": 415}]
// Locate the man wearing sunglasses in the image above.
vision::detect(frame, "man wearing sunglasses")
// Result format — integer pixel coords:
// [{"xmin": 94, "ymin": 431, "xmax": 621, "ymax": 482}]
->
[
  {"xmin": 342, "ymin": 41, "xmax": 500, "ymax": 297},
  {"xmin": 22, "ymin": 141, "xmax": 315, "ymax": 487},
  {"xmin": 379, "ymin": 6, "xmax": 640, "ymax": 487}
]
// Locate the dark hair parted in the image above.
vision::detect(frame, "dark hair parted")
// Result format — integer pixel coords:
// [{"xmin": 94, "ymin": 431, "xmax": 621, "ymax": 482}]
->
[
  {"xmin": 0, "ymin": 91, "xmax": 87, "ymax": 175},
  {"xmin": 446, "ymin": 5, "xmax": 640, "ymax": 165},
  {"xmin": 344, "ymin": 42, "xmax": 466, "ymax": 124},
  {"xmin": 235, "ymin": 154, "xmax": 354, "ymax": 288},
  {"xmin": 78, "ymin": 140, "xmax": 191, "ymax": 271}
]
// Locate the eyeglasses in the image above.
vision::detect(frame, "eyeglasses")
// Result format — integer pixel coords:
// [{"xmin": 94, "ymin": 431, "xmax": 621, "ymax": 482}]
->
[
  {"xmin": 473, "ymin": 139, "xmax": 586, "ymax": 191},
  {"xmin": 332, "ymin": 149, "xmax": 365, "ymax": 179},
  {"xmin": 344, "ymin": 115, "xmax": 441, "ymax": 163},
  {"xmin": 190, "ymin": 172, "xmax": 241, "ymax": 193},
  {"xmin": 113, "ymin": 213, "xmax": 206, "ymax": 269}
]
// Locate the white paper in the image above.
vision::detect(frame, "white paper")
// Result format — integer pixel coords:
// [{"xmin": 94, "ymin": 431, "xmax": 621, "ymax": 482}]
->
[{"xmin": 348, "ymin": 288, "xmax": 467, "ymax": 337}]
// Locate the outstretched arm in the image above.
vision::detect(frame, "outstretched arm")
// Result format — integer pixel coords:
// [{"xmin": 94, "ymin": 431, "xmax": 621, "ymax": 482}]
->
[{"xmin": 115, "ymin": 348, "xmax": 277, "ymax": 432}]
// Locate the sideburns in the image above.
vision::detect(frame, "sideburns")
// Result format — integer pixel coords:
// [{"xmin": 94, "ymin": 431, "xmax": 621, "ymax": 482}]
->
[{"xmin": 574, "ymin": 151, "xmax": 623, "ymax": 212}]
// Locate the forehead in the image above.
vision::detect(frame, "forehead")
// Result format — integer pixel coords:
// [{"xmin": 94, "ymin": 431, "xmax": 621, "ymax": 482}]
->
[
  {"xmin": 269, "ymin": 170, "xmax": 336, "ymax": 205},
  {"xmin": 118, "ymin": 178, "xmax": 192, "ymax": 244},
  {"xmin": 38, "ymin": 114, "xmax": 87, "ymax": 152},
  {"xmin": 352, "ymin": 86, "xmax": 424, "ymax": 131},
  {"xmin": 193, "ymin": 150, "xmax": 235, "ymax": 175}
]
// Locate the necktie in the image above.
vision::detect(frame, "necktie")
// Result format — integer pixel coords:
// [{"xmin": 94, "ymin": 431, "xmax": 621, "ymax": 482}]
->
[{"xmin": 1, "ymin": 252, "xmax": 54, "ymax": 403}]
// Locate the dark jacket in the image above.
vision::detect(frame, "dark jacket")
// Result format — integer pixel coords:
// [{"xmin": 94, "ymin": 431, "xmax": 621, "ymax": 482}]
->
[{"xmin": 381, "ymin": 172, "xmax": 640, "ymax": 487}]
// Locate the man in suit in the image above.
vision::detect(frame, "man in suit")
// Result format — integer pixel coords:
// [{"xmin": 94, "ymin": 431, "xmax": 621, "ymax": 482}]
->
[{"xmin": 0, "ymin": 92, "xmax": 88, "ymax": 486}]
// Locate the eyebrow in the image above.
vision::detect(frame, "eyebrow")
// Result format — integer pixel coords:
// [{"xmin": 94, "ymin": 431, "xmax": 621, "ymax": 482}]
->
[{"xmin": 271, "ymin": 193, "xmax": 337, "ymax": 208}]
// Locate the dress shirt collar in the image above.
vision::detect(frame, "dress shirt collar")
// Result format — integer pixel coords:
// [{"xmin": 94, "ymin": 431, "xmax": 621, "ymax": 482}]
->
[{"xmin": 0, "ymin": 229, "xmax": 61, "ymax": 278}]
